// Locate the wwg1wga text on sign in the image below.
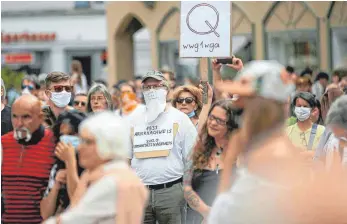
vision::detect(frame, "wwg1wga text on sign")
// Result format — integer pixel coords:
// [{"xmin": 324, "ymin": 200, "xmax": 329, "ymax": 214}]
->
[{"xmin": 180, "ymin": 1, "xmax": 231, "ymax": 58}]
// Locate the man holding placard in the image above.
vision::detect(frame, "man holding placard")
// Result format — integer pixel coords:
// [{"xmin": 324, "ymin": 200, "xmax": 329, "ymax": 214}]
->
[{"xmin": 127, "ymin": 70, "xmax": 198, "ymax": 224}]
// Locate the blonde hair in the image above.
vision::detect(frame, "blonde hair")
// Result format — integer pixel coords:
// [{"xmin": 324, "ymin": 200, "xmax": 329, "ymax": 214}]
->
[{"xmin": 172, "ymin": 85, "xmax": 202, "ymax": 117}]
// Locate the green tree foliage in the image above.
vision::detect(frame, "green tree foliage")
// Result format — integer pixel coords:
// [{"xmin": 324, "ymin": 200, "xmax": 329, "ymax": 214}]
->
[{"xmin": 1, "ymin": 67, "xmax": 25, "ymax": 91}]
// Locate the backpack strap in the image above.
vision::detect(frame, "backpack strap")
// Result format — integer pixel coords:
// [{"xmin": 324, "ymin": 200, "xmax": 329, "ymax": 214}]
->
[{"xmin": 307, "ymin": 123, "xmax": 318, "ymax": 151}]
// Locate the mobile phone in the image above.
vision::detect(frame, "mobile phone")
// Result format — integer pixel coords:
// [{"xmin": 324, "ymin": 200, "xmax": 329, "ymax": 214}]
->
[
  {"xmin": 216, "ymin": 58, "xmax": 233, "ymax": 64},
  {"xmin": 201, "ymin": 81, "xmax": 208, "ymax": 104}
]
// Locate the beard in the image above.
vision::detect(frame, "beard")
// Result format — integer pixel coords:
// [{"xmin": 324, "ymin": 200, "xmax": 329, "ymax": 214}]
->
[{"xmin": 13, "ymin": 127, "xmax": 32, "ymax": 142}]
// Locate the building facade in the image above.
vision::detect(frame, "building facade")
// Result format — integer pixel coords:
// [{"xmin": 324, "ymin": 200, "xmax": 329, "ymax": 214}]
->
[
  {"xmin": 106, "ymin": 1, "xmax": 347, "ymax": 85},
  {"xmin": 1, "ymin": 1, "xmax": 108, "ymax": 85}
]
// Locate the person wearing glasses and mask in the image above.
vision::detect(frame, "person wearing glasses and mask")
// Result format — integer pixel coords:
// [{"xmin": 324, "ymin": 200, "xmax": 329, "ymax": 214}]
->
[
  {"xmin": 43, "ymin": 72, "xmax": 74, "ymax": 129},
  {"xmin": 86, "ymin": 83, "xmax": 113, "ymax": 114},
  {"xmin": 172, "ymin": 85, "xmax": 202, "ymax": 128},
  {"xmin": 115, "ymin": 82, "xmax": 145, "ymax": 118},
  {"xmin": 73, "ymin": 93, "xmax": 87, "ymax": 113},
  {"xmin": 127, "ymin": 70, "xmax": 198, "ymax": 224},
  {"xmin": 21, "ymin": 75, "xmax": 36, "ymax": 95},
  {"xmin": 287, "ymin": 92, "xmax": 325, "ymax": 155},
  {"xmin": 184, "ymin": 99, "xmax": 238, "ymax": 224}
]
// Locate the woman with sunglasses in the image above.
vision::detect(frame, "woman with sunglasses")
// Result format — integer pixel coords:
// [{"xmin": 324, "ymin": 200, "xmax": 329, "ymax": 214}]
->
[
  {"xmin": 183, "ymin": 99, "xmax": 238, "ymax": 224},
  {"xmin": 86, "ymin": 83, "xmax": 113, "ymax": 114},
  {"xmin": 172, "ymin": 85, "xmax": 202, "ymax": 128}
]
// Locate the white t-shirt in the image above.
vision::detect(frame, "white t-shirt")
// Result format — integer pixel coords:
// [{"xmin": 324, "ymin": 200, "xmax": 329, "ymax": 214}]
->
[
  {"xmin": 325, "ymin": 134, "xmax": 347, "ymax": 169},
  {"xmin": 127, "ymin": 106, "xmax": 198, "ymax": 185}
]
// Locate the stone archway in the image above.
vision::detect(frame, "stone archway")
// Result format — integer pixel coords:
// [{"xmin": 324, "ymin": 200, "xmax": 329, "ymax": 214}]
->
[{"xmin": 264, "ymin": 1, "xmax": 318, "ymax": 72}]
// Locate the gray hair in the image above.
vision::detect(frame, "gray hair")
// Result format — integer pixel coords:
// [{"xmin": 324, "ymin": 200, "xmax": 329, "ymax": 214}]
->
[
  {"xmin": 87, "ymin": 83, "xmax": 113, "ymax": 113},
  {"xmin": 1, "ymin": 78, "xmax": 6, "ymax": 101},
  {"xmin": 79, "ymin": 111, "xmax": 131, "ymax": 160},
  {"xmin": 326, "ymin": 95, "xmax": 347, "ymax": 130}
]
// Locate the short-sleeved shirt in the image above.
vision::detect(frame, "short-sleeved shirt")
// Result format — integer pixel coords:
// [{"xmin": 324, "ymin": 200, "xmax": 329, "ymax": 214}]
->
[
  {"xmin": 128, "ymin": 106, "xmax": 198, "ymax": 185},
  {"xmin": 286, "ymin": 123, "xmax": 325, "ymax": 151}
]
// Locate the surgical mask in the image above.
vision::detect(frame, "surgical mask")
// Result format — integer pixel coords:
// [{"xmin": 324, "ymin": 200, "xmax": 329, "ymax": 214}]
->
[
  {"xmin": 60, "ymin": 135, "xmax": 80, "ymax": 149},
  {"xmin": 294, "ymin": 107, "xmax": 311, "ymax": 121},
  {"xmin": 13, "ymin": 127, "xmax": 32, "ymax": 142},
  {"xmin": 143, "ymin": 89, "xmax": 167, "ymax": 123},
  {"xmin": 22, "ymin": 88, "xmax": 31, "ymax": 95},
  {"xmin": 50, "ymin": 91, "xmax": 71, "ymax": 108},
  {"xmin": 187, "ymin": 110, "xmax": 196, "ymax": 118}
]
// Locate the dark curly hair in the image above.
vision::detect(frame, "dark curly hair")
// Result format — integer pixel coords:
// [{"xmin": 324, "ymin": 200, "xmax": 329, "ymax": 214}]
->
[{"xmin": 193, "ymin": 99, "xmax": 239, "ymax": 169}]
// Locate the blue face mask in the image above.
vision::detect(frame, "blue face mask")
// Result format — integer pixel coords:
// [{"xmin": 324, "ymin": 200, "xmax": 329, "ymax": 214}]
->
[
  {"xmin": 187, "ymin": 110, "xmax": 196, "ymax": 118},
  {"xmin": 59, "ymin": 135, "xmax": 80, "ymax": 149}
]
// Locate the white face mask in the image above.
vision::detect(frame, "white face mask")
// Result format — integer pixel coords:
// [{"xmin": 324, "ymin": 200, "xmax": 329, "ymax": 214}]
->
[
  {"xmin": 22, "ymin": 88, "xmax": 31, "ymax": 95},
  {"xmin": 143, "ymin": 89, "xmax": 167, "ymax": 123},
  {"xmin": 13, "ymin": 127, "xmax": 32, "ymax": 142},
  {"xmin": 50, "ymin": 91, "xmax": 71, "ymax": 108},
  {"xmin": 294, "ymin": 106, "xmax": 311, "ymax": 122}
]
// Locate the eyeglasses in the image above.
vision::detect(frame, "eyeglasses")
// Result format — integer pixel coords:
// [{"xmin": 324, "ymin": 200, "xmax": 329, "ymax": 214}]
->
[
  {"xmin": 142, "ymin": 84, "xmax": 166, "ymax": 91},
  {"xmin": 176, "ymin": 97, "xmax": 195, "ymax": 104},
  {"xmin": 22, "ymin": 85, "xmax": 34, "ymax": 90},
  {"xmin": 74, "ymin": 101, "xmax": 86, "ymax": 107},
  {"xmin": 90, "ymin": 96, "xmax": 106, "ymax": 102},
  {"xmin": 208, "ymin": 114, "xmax": 227, "ymax": 126},
  {"xmin": 50, "ymin": 85, "xmax": 73, "ymax": 93}
]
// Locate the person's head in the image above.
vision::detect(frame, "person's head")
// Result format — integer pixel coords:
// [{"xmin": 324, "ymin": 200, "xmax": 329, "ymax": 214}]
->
[
  {"xmin": 160, "ymin": 70, "xmax": 176, "ymax": 89},
  {"xmin": 193, "ymin": 99, "xmax": 238, "ymax": 169},
  {"xmin": 326, "ymin": 95, "xmax": 347, "ymax": 145},
  {"xmin": 296, "ymin": 77, "xmax": 312, "ymax": 92},
  {"xmin": 141, "ymin": 70, "xmax": 169, "ymax": 105},
  {"xmin": 11, "ymin": 95, "xmax": 43, "ymax": 142},
  {"xmin": 119, "ymin": 83, "xmax": 137, "ymax": 107},
  {"xmin": 300, "ymin": 67, "xmax": 313, "ymax": 78},
  {"xmin": 292, "ymin": 92, "xmax": 317, "ymax": 123},
  {"xmin": 73, "ymin": 93, "xmax": 88, "ymax": 113},
  {"xmin": 172, "ymin": 85, "xmax": 202, "ymax": 119},
  {"xmin": 78, "ymin": 112, "xmax": 131, "ymax": 170},
  {"xmin": 21, "ymin": 75, "xmax": 36, "ymax": 95},
  {"xmin": 286, "ymin": 65, "xmax": 297, "ymax": 82},
  {"xmin": 111, "ymin": 85, "xmax": 121, "ymax": 109},
  {"xmin": 45, "ymin": 72, "xmax": 72, "ymax": 109},
  {"xmin": 1, "ymin": 78, "xmax": 6, "ymax": 103},
  {"xmin": 71, "ymin": 60, "xmax": 83, "ymax": 75},
  {"xmin": 332, "ymin": 71, "xmax": 341, "ymax": 85},
  {"xmin": 53, "ymin": 110, "xmax": 87, "ymax": 144},
  {"xmin": 315, "ymin": 72, "xmax": 329, "ymax": 88},
  {"xmin": 320, "ymin": 86, "xmax": 344, "ymax": 122},
  {"xmin": 87, "ymin": 83, "xmax": 113, "ymax": 113},
  {"xmin": 312, "ymin": 98, "xmax": 323, "ymax": 124}
]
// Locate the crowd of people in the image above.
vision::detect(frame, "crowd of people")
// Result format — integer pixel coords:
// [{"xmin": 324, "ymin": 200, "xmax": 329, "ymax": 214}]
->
[{"xmin": 1, "ymin": 56, "xmax": 347, "ymax": 224}]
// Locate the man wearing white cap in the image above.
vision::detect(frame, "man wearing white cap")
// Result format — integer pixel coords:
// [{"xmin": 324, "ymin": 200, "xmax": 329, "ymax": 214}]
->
[
  {"xmin": 43, "ymin": 112, "xmax": 148, "ymax": 224},
  {"xmin": 127, "ymin": 70, "xmax": 198, "ymax": 223}
]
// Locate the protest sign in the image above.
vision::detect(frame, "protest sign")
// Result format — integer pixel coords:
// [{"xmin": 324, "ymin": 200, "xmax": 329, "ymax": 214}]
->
[{"xmin": 180, "ymin": 1, "xmax": 231, "ymax": 58}]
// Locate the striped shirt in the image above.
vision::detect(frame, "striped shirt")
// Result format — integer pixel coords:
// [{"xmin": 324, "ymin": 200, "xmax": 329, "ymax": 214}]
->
[{"xmin": 1, "ymin": 127, "xmax": 55, "ymax": 224}]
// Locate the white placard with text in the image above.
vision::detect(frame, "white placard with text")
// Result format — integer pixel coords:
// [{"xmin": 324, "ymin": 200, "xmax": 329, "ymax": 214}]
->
[
  {"xmin": 180, "ymin": 1, "xmax": 231, "ymax": 58},
  {"xmin": 133, "ymin": 120, "xmax": 174, "ymax": 153}
]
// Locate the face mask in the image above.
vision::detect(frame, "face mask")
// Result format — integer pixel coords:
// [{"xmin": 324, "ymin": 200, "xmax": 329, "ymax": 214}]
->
[
  {"xmin": 187, "ymin": 110, "xmax": 196, "ymax": 118},
  {"xmin": 294, "ymin": 107, "xmax": 311, "ymax": 121},
  {"xmin": 121, "ymin": 92, "xmax": 138, "ymax": 113},
  {"xmin": 60, "ymin": 135, "xmax": 80, "ymax": 149},
  {"xmin": 143, "ymin": 89, "xmax": 167, "ymax": 123},
  {"xmin": 50, "ymin": 91, "xmax": 71, "ymax": 108},
  {"xmin": 22, "ymin": 88, "xmax": 31, "ymax": 95},
  {"xmin": 13, "ymin": 127, "xmax": 32, "ymax": 142}
]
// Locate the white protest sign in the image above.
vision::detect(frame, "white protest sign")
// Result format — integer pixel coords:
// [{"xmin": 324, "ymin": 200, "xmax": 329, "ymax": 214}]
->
[
  {"xmin": 133, "ymin": 120, "xmax": 174, "ymax": 154},
  {"xmin": 180, "ymin": 1, "xmax": 231, "ymax": 58}
]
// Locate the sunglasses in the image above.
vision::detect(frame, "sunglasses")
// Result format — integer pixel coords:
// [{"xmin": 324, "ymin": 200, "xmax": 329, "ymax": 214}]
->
[
  {"xmin": 208, "ymin": 114, "xmax": 227, "ymax": 126},
  {"xmin": 50, "ymin": 85, "xmax": 73, "ymax": 93},
  {"xmin": 176, "ymin": 97, "xmax": 195, "ymax": 104},
  {"xmin": 22, "ymin": 85, "xmax": 34, "ymax": 90},
  {"xmin": 74, "ymin": 101, "xmax": 86, "ymax": 107}
]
